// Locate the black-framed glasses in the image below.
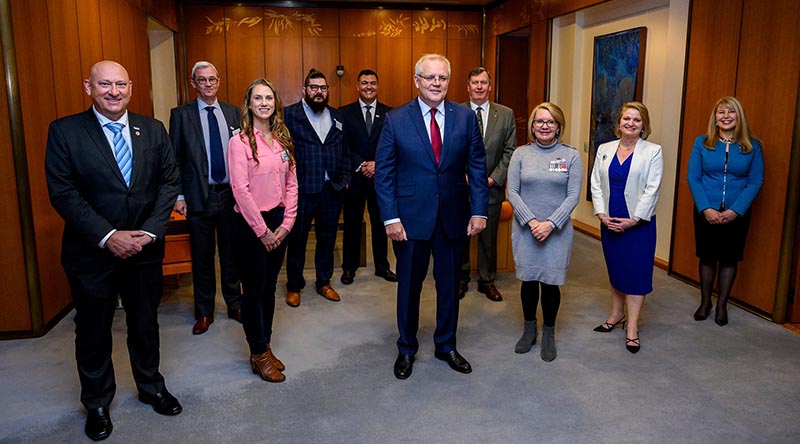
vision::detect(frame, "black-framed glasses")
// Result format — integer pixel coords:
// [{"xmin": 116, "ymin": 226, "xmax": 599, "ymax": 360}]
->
[
  {"xmin": 194, "ymin": 77, "xmax": 219, "ymax": 85},
  {"xmin": 533, "ymin": 119, "xmax": 557, "ymax": 128},
  {"xmin": 306, "ymin": 84, "xmax": 329, "ymax": 92}
]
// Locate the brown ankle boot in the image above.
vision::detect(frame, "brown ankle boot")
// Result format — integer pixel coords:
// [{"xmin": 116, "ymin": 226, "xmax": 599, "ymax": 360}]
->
[
  {"xmin": 266, "ymin": 345, "xmax": 285, "ymax": 371},
  {"xmin": 250, "ymin": 352, "xmax": 285, "ymax": 382}
]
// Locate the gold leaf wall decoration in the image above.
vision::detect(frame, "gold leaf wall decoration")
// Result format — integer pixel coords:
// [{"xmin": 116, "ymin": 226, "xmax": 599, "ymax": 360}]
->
[
  {"xmin": 352, "ymin": 31, "xmax": 377, "ymax": 38},
  {"xmin": 205, "ymin": 16, "xmax": 233, "ymax": 34},
  {"xmin": 378, "ymin": 14, "xmax": 409, "ymax": 37},
  {"xmin": 238, "ymin": 17, "xmax": 263, "ymax": 28},
  {"xmin": 449, "ymin": 24, "xmax": 480, "ymax": 36},
  {"xmin": 265, "ymin": 10, "xmax": 294, "ymax": 35},
  {"xmin": 413, "ymin": 17, "xmax": 447, "ymax": 34},
  {"xmin": 204, "ymin": 11, "xmax": 323, "ymax": 36},
  {"xmin": 293, "ymin": 12, "xmax": 322, "ymax": 37}
]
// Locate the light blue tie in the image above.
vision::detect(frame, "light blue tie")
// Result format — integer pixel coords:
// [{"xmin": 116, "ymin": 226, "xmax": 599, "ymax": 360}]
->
[{"xmin": 107, "ymin": 122, "xmax": 132, "ymax": 186}]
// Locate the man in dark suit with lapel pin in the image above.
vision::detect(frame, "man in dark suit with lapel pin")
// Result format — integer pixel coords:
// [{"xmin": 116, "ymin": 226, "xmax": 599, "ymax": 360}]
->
[
  {"xmin": 284, "ymin": 69, "xmax": 351, "ymax": 307},
  {"xmin": 459, "ymin": 67, "xmax": 517, "ymax": 302},
  {"xmin": 339, "ymin": 69, "xmax": 397, "ymax": 285},
  {"xmin": 375, "ymin": 54, "xmax": 489, "ymax": 380},
  {"xmin": 169, "ymin": 61, "xmax": 242, "ymax": 335},
  {"xmin": 45, "ymin": 61, "xmax": 182, "ymax": 441}
]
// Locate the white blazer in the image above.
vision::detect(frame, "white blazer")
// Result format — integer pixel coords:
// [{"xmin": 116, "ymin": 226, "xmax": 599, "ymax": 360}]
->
[{"xmin": 590, "ymin": 138, "xmax": 663, "ymax": 221}]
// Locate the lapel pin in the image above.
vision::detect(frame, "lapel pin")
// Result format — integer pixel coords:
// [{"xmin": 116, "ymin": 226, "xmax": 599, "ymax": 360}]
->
[{"xmin": 133, "ymin": 126, "xmax": 141, "ymax": 136}]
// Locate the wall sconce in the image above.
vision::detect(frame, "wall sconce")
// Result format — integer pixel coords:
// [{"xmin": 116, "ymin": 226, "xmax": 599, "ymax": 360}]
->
[{"xmin": 336, "ymin": 65, "xmax": 345, "ymax": 77}]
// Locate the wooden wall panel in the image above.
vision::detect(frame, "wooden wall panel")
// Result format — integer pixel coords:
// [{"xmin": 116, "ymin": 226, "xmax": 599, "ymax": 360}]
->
[
  {"xmin": 411, "ymin": 10, "xmax": 447, "ymax": 71},
  {"xmin": 301, "ymin": 9, "xmax": 341, "ymax": 106},
  {"xmin": 0, "ymin": 39, "xmax": 31, "ymax": 332},
  {"xmin": 376, "ymin": 10, "xmax": 413, "ymax": 107},
  {"xmin": 99, "ymin": 0, "xmax": 122, "ymax": 62},
  {"xmin": 118, "ymin": 0, "xmax": 142, "ymax": 114},
  {"xmin": 132, "ymin": 8, "xmax": 153, "ymax": 116},
  {"xmin": 529, "ymin": 20, "xmax": 548, "ymax": 111},
  {"xmin": 76, "ymin": 0, "xmax": 103, "ymax": 109},
  {"xmin": 339, "ymin": 9, "xmax": 377, "ymax": 106},
  {"xmin": 670, "ymin": 0, "xmax": 743, "ymax": 287},
  {"xmin": 47, "ymin": 0, "xmax": 85, "ymax": 117},
  {"xmin": 183, "ymin": 4, "xmax": 228, "ymax": 103},
  {"xmin": 446, "ymin": 11, "xmax": 482, "ymax": 105},
  {"xmin": 223, "ymin": 6, "xmax": 266, "ymax": 104},
  {"xmin": 263, "ymin": 7, "xmax": 303, "ymax": 106},
  {"xmin": 147, "ymin": 0, "xmax": 179, "ymax": 31},
  {"xmin": 731, "ymin": 0, "xmax": 800, "ymax": 313}
]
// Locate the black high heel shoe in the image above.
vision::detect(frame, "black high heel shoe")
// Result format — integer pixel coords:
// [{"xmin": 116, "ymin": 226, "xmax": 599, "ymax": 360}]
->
[
  {"xmin": 715, "ymin": 305, "xmax": 728, "ymax": 326},
  {"xmin": 625, "ymin": 336, "xmax": 640, "ymax": 354},
  {"xmin": 694, "ymin": 301, "xmax": 712, "ymax": 321},
  {"xmin": 593, "ymin": 316, "xmax": 626, "ymax": 333}
]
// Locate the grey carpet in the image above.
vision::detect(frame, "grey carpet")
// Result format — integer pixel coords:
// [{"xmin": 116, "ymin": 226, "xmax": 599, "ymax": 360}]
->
[{"xmin": 1, "ymin": 233, "xmax": 799, "ymax": 443}]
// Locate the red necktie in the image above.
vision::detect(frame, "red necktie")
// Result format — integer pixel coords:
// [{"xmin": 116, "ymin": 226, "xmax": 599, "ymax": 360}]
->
[{"xmin": 430, "ymin": 108, "xmax": 442, "ymax": 163}]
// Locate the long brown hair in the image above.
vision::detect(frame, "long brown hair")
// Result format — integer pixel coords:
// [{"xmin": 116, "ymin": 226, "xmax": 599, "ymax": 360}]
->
[
  {"xmin": 239, "ymin": 78, "xmax": 295, "ymax": 166},
  {"xmin": 703, "ymin": 96, "xmax": 756, "ymax": 153}
]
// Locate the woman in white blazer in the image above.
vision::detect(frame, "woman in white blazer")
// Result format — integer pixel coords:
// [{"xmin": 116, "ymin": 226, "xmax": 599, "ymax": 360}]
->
[{"xmin": 590, "ymin": 102, "xmax": 663, "ymax": 354}]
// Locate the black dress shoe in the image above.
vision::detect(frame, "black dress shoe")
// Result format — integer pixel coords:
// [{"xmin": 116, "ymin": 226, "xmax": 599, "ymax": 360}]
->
[
  {"xmin": 139, "ymin": 389, "xmax": 183, "ymax": 416},
  {"xmin": 457, "ymin": 281, "xmax": 468, "ymax": 300},
  {"xmin": 375, "ymin": 269, "xmax": 398, "ymax": 282},
  {"xmin": 228, "ymin": 308, "xmax": 242, "ymax": 323},
  {"xmin": 85, "ymin": 406, "xmax": 112, "ymax": 441},
  {"xmin": 341, "ymin": 269, "xmax": 355, "ymax": 285},
  {"xmin": 434, "ymin": 350, "xmax": 472, "ymax": 374},
  {"xmin": 393, "ymin": 353, "xmax": 414, "ymax": 379}
]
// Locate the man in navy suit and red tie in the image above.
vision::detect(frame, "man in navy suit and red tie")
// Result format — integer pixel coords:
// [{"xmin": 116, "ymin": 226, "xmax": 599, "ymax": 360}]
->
[
  {"xmin": 375, "ymin": 54, "xmax": 489, "ymax": 379},
  {"xmin": 45, "ymin": 61, "xmax": 181, "ymax": 441},
  {"xmin": 169, "ymin": 61, "xmax": 242, "ymax": 334},
  {"xmin": 339, "ymin": 69, "xmax": 396, "ymax": 285},
  {"xmin": 284, "ymin": 69, "xmax": 351, "ymax": 307}
]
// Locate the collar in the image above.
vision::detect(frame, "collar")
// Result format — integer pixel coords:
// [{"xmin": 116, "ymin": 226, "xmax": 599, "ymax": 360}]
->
[
  {"xmin": 197, "ymin": 97, "xmax": 220, "ymax": 111},
  {"xmin": 359, "ymin": 98, "xmax": 377, "ymax": 108},
  {"xmin": 469, "ymin": 101, "xmax": 489, "ymax": 111},
  {"xmin": 417, "ymin": 97, "xmax": 445, "ymax": 116},
  {"xmin": 92, "ymin": 106, "xmax": 129, "ymax": 128}
]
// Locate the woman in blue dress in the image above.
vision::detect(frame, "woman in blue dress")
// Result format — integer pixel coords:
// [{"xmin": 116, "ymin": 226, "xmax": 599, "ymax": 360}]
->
[
  {"xmin": 590, "ymin": 102, "xmax": 663, "ymax": 353},
  {"xmin": 686, "ymin": 97, "xmax": 763, "ymax": 326}
]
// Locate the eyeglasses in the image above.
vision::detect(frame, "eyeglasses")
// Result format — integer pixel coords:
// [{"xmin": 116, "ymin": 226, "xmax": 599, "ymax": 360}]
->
[
  {"xmin": 417, "ymin": 75, "xmax": 449, "ymax": 84},
  {"xmin": 533, "ymin": 119, "xmax": 557, "ymax": 128},
  {"xmin": 194, "ymin": 77, "xmax": 219, "ymax": 85},
  {"xmin": 306, "ymin": 84, "xmax": 329, "ymax": 92},
  {"xmin": 96, "ymin": 81, "xmax": 130, "ymax": 90}
]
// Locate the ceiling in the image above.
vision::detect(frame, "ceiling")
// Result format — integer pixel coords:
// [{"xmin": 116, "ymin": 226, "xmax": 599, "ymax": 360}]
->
[{"xmin": 205, "ymin": 0, "xmax": 496, "ymax": 8}]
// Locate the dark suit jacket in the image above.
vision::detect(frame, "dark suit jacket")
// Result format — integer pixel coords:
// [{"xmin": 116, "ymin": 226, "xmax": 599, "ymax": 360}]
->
[
  {"xmin": 339, "ymin": 100, "xmax": 392, "ymax": 192},
  {"xmin": 284, "ymin": 102, "xmax": 351, "ymax": 194},
  {"xmin": 375, "ymin": 99, "xmax": 489, "ymax": 241},
  {"xmin": 465, "ymin": 101, "xmax": 517, "ymax": 204},
  {"xmin": 169, "ymin": 99, "xmax": 240, "ymax": 212},
  {"xmin": 45, "ymin": 108, "xmax": 179, "ymax": 270}
]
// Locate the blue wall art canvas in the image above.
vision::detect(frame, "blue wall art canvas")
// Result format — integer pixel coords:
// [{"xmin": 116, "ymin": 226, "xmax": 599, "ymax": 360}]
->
[{"xmin": 586, "ymin": 27, "xmax": 647, "ymax": 200}]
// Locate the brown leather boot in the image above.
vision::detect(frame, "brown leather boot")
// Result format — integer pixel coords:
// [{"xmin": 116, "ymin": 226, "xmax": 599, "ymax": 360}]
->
[
  {"xmin": 250, "ymin": 352, "xmax": 285, "ymax": 382},
  {"xmin": 265, "ymin": 344, "xmax": 285, "ymax": 371}
]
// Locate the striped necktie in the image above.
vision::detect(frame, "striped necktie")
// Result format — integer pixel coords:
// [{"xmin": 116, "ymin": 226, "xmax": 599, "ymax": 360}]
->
[{"xmin": 106, "ymin": 122, "xmax": 132, "ymax": 186}]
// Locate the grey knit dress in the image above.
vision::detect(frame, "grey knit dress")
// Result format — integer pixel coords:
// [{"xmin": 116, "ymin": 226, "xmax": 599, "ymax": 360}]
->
[{"xmin": 506, "ymin": 141, "xmax": 583, "ymax": 285}]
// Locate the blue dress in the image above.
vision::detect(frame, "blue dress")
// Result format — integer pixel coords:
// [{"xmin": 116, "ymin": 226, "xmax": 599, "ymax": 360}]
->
[{"xmin": 600, "ymin": 153, "xmax": 657, "ymax": 295}]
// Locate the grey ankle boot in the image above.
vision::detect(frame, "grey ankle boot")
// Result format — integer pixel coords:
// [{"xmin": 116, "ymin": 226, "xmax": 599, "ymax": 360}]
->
[
  {"xmin": 541, "ymin": 326, "xmax": 557, "ymax": 362},
  {"xmin": 515, "ymin": 320, "xmax": 538, "ymax": 354}
]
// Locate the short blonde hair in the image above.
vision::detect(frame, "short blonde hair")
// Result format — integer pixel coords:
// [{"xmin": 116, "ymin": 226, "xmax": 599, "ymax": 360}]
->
[
  {"xmin": 528, "ymin": 102, "xmax": 566, "ymax": 143},
  {"xmin": 614, "ymin": 102, "xmax": 652, "ymax": 140}
]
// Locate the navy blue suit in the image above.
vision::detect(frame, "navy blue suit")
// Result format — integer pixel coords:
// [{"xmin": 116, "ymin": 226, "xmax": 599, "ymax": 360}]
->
[
  {"xmin": 284, "ymin": 102, "xmax": 351, "ymax": 291},
  {"xmin": 375, "ymin": 98, "xmax": 488, "ymax": 355}
]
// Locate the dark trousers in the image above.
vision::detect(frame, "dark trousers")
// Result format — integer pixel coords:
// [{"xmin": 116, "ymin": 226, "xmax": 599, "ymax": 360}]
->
[
  {"xmin": 342, "ymin": 182, "xmax": 390, "ymax": 273},
  {"xmin": 394, "ymin": 219, "xmax": 466, "ymax": 355},
  {"xmin": 286, "ymin": 183, "xmax": 343, "ymax": 292},
  {"xmin": 187, "ymin": 188, "xmax": 240, "ymax": 318},
  {"xmin": 66, "ymin": 261, "xmax": 166, "ymax": 409},
  {"xmin": 234, "ymin": 208, "xmax": 288, "ymax": 355},
  {"xmin": 461, "ymin": 202, "xmax": 501, "ymax": 284}
]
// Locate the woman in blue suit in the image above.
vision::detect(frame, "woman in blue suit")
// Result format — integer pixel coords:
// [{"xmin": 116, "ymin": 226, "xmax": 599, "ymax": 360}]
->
[
  {"xmin": 687, "ymin": 97, "xmax": 763, "ymax": 326},
  {"xmin": 591, "ymin": 102, "xmax": 663, "ymax": 353}
]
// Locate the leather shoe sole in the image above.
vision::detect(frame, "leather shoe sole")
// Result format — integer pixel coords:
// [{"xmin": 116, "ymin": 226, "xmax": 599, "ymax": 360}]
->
[
  {"xmin": 192, "ymin": 316, "xmax": 214, "ymax": 335},
  {"xmin": 85, "ymin": 407, "xmax": 112, "ymax": 441},
  {"xmin": 341, "ymin": 270, "xmax": 355, "ymax": 285},
  {"xmin": 393, "ymin": 354, "xmax": 414, "ymax": 379},
  {"xmin": 376, "ymin": 270, "xmax": 398, "ymax": 282},
  {"xmin": 434, "ymin": 350, "xmax": 472, "ymax": 374},
  {"xmin": 139, "ymin": 389, "xmax": 183, "ymax": 416}
]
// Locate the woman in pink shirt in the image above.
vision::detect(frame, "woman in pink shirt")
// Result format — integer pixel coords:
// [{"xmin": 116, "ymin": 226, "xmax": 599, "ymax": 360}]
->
[{"xmin": 228, "ymin": 78, "xmax": 298, "ymax": 382}]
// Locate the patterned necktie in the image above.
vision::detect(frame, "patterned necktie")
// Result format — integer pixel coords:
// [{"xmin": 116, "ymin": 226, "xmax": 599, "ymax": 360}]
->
[
  {"xmin": 205, "ymin": 106, "xmax": 226, "ymax": 183},
  {"xmin": 476, "ymin": 106, "xmax": 484, "ymax": 138},
  {"xmin": 106, "ymin": 122, "xmax": 132, "ymax": 186},
  {"xmin": 430, "ymin": 108, "xmax": 442, "ymax": 164},
  {"xmin": 365, "ymin": 105, "xmax": 373, "ymax": 136}
]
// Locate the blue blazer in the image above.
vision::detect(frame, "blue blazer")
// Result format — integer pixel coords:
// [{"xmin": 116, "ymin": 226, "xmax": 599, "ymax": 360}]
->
[
  {"xmin": 687, "ymin": 135, "xmax": 764, "ymax": 215},
  {"xmin": 284, "ymin": 102, "xmax": 351, "ymax": 194},
  {"xmin": 375, "ymin": 98, "xmax": 489, "ymax": 240}
]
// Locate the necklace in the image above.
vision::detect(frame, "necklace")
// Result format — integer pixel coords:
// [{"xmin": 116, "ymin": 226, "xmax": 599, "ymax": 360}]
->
[{"xmin": 719, "ymin": 136, "xmax": 734, "ymax": 143}]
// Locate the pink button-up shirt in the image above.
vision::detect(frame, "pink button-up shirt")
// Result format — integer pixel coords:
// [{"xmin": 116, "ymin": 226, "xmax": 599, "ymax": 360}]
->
[{"xmin": 228, "ymin": 129, "xmax": 298, "ymax": 237}]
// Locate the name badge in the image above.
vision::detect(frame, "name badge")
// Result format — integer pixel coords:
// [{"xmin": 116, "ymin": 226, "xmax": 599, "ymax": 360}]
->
[
  {"xmin": 232, "ymin": 128, "xmax": 240, "ymax": 136},
  {"xmin": 334, "ymin": 119, "xmax": 343, "ymax": 131},
  {"xmin": 549, "ymin": 158, "xmax": 568, "ymax": 172},
  {"xmin": 281, "ymin": 151, "xmax": 289, "ymax": 162}
]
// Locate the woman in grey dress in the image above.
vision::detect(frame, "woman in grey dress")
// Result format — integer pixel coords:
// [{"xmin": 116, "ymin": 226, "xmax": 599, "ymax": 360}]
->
[{"xmin": 507, "ymin": 102, "xmax": 582, "ymax": 361}]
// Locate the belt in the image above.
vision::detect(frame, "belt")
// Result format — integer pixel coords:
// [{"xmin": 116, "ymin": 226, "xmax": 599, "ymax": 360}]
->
[{"xmin": 208, "ymin": 183, "xmax": 230, "ymax": 191}]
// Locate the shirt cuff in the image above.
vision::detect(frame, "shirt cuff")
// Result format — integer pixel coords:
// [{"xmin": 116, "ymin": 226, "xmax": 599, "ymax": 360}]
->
[
  {"xmin": 99, "ymin": 229, "xmax": 116, "ymax": 248},
  {"xmin": 384, "ymin": 218, "xmax": 401, "ymax": 226},
  {"xmin": 472, "ymin": 215, "xmax": 488, "ymax": 219}
]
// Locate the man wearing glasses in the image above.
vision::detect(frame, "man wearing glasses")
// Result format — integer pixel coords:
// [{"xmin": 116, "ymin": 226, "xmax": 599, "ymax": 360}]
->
[
  {"xmin": 284, "ymin": 69, "xmax": 351, "ymax": 307},
  {"xmin": 375, "ymin": 54, "xmax": 489, "ymax": 379},
  {"xmin": 169, "ymin": 61, "xmax": 242, "ymax": 335}
]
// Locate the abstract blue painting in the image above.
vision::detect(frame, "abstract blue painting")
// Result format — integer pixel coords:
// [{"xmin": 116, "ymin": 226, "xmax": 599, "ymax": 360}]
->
[{"xmin": 586, "ymin": 27, "xmax": 647, "ymax": 199}]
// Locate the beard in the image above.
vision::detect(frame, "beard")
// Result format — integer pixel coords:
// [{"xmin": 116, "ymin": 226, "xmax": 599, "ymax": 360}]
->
[{"xmin": 304, "ymin": 93, "xmax": 328, "ymax": 113}]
